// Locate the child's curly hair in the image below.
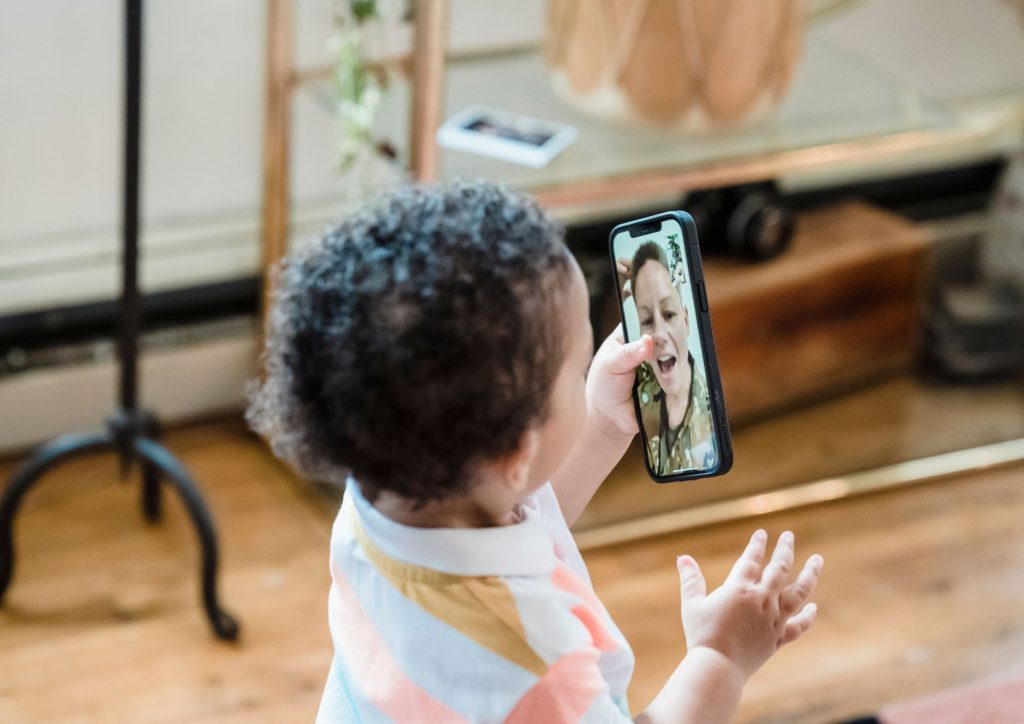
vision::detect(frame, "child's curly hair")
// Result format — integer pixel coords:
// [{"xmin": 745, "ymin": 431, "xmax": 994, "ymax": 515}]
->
[{"xmin": 246, "ymin": 180, "xmax": 574, "ymax": 504}]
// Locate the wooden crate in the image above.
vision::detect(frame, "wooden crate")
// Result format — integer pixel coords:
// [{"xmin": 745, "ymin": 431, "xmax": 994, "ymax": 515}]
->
[{"xmin": 704, "ymin": 200, "xmax": 931, "ymax": 424}]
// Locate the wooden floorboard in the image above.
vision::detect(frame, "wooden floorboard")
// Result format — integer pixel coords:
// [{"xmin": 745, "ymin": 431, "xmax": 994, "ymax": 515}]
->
[
  {"xmin": 0, "ymin": 420, "xmax": 334, "ymax": 723},
  {"xmin": 1, "ymin": 418, "xmax": 1022, "ymax": 722}
]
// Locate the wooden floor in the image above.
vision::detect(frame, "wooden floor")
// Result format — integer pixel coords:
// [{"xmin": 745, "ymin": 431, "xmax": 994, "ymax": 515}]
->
[{"xmin": 1, "ymin": 418, "xmax": 1023, "ymax": 723}]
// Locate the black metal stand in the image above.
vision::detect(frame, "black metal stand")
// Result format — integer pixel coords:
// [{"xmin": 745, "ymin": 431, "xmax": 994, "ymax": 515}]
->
[{"xmin": 0, "ymin": 0, "xmax": 239, "ymax": 642}]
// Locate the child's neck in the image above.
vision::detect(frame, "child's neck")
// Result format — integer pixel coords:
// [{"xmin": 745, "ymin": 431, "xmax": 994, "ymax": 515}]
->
[{"xmin": 371, "ymin": 479, "xmax": 522, "ymax": 529}]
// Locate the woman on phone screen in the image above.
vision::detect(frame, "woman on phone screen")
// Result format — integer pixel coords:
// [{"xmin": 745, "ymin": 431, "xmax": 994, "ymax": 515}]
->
[{"xmin": 626, "ymin": 242, "xmax": 717, "ymax": 475}]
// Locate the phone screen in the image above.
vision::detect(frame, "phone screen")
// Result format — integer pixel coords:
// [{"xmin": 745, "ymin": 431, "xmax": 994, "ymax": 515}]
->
[{"xmin": 612, "ymin": 217, "xmax": 721, "ymax": 478}]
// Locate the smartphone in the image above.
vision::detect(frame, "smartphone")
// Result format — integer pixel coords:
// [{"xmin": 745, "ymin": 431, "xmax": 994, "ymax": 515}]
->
[{"xmin": 609, "ymin": 211, "xmax": 733, "ymax": 482}]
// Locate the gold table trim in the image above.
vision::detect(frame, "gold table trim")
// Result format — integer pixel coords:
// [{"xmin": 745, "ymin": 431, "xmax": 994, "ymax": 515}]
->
[{"xmin": 575, "ymin": 438, "xmax": 1024, "ymax": 551}]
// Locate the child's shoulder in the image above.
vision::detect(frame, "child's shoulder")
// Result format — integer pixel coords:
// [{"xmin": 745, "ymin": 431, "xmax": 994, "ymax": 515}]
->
[{"xmin": 331, "ymin": 481, "xmax": 599, "ymax": 656}]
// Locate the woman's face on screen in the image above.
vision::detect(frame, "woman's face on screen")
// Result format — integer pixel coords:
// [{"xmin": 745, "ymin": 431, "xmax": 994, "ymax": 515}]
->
[{"xmin": 634, "ymin": 259, "xmax": 690, "ymax": 397}]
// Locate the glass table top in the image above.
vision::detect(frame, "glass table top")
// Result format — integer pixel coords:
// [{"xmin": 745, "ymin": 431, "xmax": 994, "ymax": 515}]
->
[{"xmin": 306, "ymin": 26, "xmax": 956, "ymax": 202}]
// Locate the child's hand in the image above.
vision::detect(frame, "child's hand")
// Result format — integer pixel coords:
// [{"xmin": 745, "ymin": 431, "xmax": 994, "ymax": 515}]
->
[
  {"xmin": 586, "ymin": 325, "xmax": 652, "ymax": 438},
  {"xmin": 677, "ymin": 530, "xmax": 823, "ymax": 681}
]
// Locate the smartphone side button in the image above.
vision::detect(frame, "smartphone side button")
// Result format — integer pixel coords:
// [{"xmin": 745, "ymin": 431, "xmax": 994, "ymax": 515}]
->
[
  {"xmin": 713, "ymin": 389, "xmax": 731, "ymax": 451},
  {"xmin": 697, "ymin": 281, "xmax": 709, "ymax": 312}
]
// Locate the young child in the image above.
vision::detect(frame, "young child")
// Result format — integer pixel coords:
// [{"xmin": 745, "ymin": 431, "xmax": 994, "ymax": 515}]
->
[{"xmin": 248, "ymin": 181, "xmax": 823, "ymax": 723}]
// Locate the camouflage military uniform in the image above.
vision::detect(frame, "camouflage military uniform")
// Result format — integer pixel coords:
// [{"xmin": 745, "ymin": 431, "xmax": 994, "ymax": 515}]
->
[{"xmin": 637, "ymin": 353, "xmax": 717, "ymax": 476}]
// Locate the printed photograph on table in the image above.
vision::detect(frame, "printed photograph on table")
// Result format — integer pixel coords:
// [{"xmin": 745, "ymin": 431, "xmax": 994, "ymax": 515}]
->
[
  {"xmin": 612, "ymin": 219, "xmax": 720, "ymax": 478},
  {"xmin": 436, "ymin": 105, "xmax": 578, "ymax": 168}
]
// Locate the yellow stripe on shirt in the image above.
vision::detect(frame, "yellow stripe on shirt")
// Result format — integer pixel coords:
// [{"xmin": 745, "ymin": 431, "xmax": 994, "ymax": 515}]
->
[{"xmin": 350, "ymin": 507, "xmax": 548, "ymax": 677}]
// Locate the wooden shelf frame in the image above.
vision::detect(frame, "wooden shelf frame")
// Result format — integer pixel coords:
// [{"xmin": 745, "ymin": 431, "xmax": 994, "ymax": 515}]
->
[{"xmin": 260, "ymin": 0, "xmax": 449, "ymax": 323}]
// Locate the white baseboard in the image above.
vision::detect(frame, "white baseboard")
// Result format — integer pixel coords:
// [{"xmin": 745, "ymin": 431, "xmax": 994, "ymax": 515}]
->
[{"xmin": 0, "ymin": 331, "xmax": 258, "ymax": 458}]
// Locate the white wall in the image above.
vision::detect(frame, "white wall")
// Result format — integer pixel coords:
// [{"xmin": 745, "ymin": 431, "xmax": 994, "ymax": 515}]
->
[
  {"xmin": 0, "ymin": 2, "xmax": 264, "ymax": 242},
  {"xmin": 0, "ymin": 0, "xmax": 544, "ymax": 314},
  {"xmin": 820, "ymin": 0, "xmax": 1024, "ymax": 105}
]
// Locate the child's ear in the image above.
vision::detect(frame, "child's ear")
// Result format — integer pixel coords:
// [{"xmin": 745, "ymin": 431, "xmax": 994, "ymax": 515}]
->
[{"xmin": 503, "ymin": 429, "xmax": 540, "ymax": 495}]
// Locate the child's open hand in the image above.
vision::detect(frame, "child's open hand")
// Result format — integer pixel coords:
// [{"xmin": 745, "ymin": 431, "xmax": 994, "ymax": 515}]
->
[
  {"xmin": 677, "ymin": 530, "xmax": 823, "ymax": 681},
  {"xmin": 586, "ymin": 325, "xmax": 652, "ymax": 438}
]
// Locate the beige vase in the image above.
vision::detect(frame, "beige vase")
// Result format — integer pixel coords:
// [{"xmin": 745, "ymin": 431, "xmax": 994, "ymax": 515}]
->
[{"xmin": 545, "ymin": 0, "xmax": 804, "ymax": 130}]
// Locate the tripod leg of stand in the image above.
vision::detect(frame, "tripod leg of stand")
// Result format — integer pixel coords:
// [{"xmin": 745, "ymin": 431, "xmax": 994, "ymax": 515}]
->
[
  {"xmin": 134, "ymin": 438, "xmax": 240, "ymax": 642},
  {"xmin": 142, "ymin": 463, "xmax": 161, "ymax": 522},
  {"xmin": 0, "ymin": 431, "xmax": 115, "ymax": 603},
  {"xmin": 139, "ymin": 412, "xmax": 162, "ymax": 523}
]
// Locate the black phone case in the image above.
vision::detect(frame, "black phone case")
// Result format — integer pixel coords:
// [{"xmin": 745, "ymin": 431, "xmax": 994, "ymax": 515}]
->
[{"xmin": 608, "ymin": 210, "xmax": 734, "ymax": 483}]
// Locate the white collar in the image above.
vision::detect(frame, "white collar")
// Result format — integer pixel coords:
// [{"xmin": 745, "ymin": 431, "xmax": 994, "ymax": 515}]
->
[{"xmin": 344, "ymin": 477, "xmax": 557, "ymax": 577}]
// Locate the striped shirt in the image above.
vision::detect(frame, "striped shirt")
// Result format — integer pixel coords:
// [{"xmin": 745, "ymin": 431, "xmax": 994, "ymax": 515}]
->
[{"xmin": 316, "ymin": 479, "xmax": 636, "ymax": 722}]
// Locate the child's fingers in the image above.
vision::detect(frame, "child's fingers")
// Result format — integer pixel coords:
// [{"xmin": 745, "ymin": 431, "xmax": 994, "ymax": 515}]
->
[
  {"xmin": 589, "ymin": 329, "xmax": 622, "ymax": 371},
  {"xmin": 725, "ymin": 529, "xmax": 767, "ymax": 585},
  {"xmin": 631, "ymin": 335, "xmax": 652, "ymax": 362},
  {"xmin": 778, "ymin": 602, "xmax": 817, "ymax": 647},
  {"xmin": 779, "ymin": 554, "xmax": 823, "ymax": 617},
  {"xmin": 594, "ymin": 325, "xmax": 627, "ymax": 358},
  {"xmin": 677, "ymin": 555, "xmax": 707, "ymax": 608},
  {"xmin": 760, "ymin": 531, "xmax": 795, "ymax": 591},
  {"xmin": 602, "ymin": 335, "xmax": 652, "ymax": 374}
]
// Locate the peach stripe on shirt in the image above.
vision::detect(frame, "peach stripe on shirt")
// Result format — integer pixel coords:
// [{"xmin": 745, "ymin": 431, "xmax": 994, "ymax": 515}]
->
[
  {"xmin": 552, "ymin": 562, "xmax": 618, "ymax": 652},
  {"xmin": 505, "ymin": 647, "xmax": 608, "ymax": 723}
]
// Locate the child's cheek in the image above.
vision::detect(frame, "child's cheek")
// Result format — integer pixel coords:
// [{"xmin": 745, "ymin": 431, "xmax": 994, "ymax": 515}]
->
[
  {"xmin": 570, "ymin": 377, "xmax": 588, "ymax": 441},
  {"xmin": 556, "ymin": 378, "xmax": 586, "ymax": 459}
]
